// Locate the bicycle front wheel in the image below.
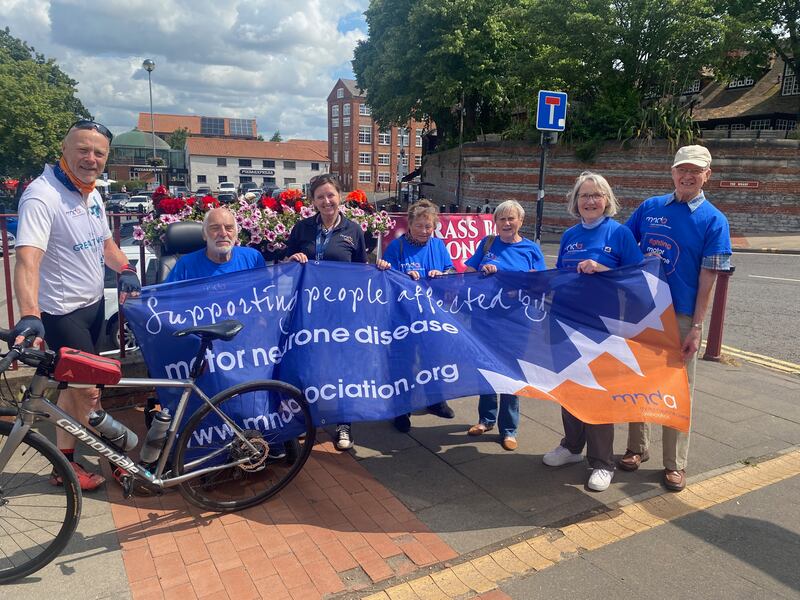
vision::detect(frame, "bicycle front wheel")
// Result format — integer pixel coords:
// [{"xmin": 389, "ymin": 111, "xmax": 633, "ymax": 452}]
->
[
  {"xmin": 174, "ymin": 380, "xmax": 316, "ymax": 511},
  {"xmin": 0, "ymin": 420, "xmax": 82, "ymax": 584}
]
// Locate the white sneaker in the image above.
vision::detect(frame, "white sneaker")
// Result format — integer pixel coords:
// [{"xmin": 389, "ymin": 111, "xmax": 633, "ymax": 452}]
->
[
  {"xmin": 587, "ymin": 468, "xmax": 614, "ymax": 491},
  {"xmin": 335, "ymin": 424, "xmax": 353, "ymax": 450},
  {"xmin": 542, "ymin": 445, "xmax": 584, "ymax": 467}
]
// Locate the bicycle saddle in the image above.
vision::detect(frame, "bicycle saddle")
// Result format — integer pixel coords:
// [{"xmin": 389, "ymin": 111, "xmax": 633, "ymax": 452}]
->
[{"xmin": 173, "ymin": 320, "xmax": 244, "ymax": 341}]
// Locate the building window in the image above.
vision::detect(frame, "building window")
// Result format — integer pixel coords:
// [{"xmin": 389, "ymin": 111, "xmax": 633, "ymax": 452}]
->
[
  {"xmin": 217, "ymin": 157, "xmax": 227, "ymax": 167},
  {"xmin": 218, "ymin": 175, "xmax": 228, "ymax": 183},
  {"xmin": 263, "ymin": 176, "xmax": 276, "ymax": 185},
  {"xmin": 240, "ymin": 176, "xmax": 252, "ymax": 183},
  {"xmin": 239, "ymin": 158, "xmax": 252, "ymax": 167},
  {"xmin": 415, "ymin": 131, "xmax": 423, "ymax": 147},
  {"xmin": 377, "ymin": 172, "xmax": 390, "ymax": 183},
  {"xmin": 332, "ymin": 118, "xmax": 339, "ymax": 128},
  {"xmin": 358, "ymin": 152, "xmax": 371, "ymax": 165},
  {"xmin": 230, "ymin": 118, "xmax": 253, "ymax": 137},
  {"xmin": 358, "ymin": 126, "xmax": 372, "ymax": 144},
  {"xmin": 378, "ymin": 153, "xmax": 390, "ymax": 166},
  {"xmin": 378, "ymin": 130, "xmax": 391, "ymax": 145},
  {"xmin": 333, "ymin": 133, "xmax": 338, "ymax": 146},
  {"xmin": 283, "ymin": 161, "xmax": 296, "ymax": 170},
  {"xmin": 783, "ymin": 63, "xmax": 800, "ymax": 96},
  {"xmin": 727, "ymin": 76, "xmax": 754, "ymax": 89},
  {"xmin": 730, "ymin": 123, "xmax": 746, "ymax": 130},
  {"xmin": 344, "ymin": 132, "xmax": 350, "ymax": 146},
  {"xmin": 359, "ymin": 103, "xmax": 371, "ymax": 116},
  {"xmin": 344, "ymin": 150, "xmax": 350, "ymax": 164},
  {"xmin": 284, "ymin": 177, "xmax": 296, "ymax": 185},
  {"xmin": 331, "ymin": 105, "xmax": 339, "ymax": 118},
  {"xmin": 415, "ymin": 155, "xmax": 422, "ymax": 168},
  {"xmin": 343, "ymin": 117, "xmax": 350, "ymax": 127},
  {"xmin": 397, "ymin": 153, "xmax": 408, "ymax": 166},
  {"xmin": 336, "ymin": 88, "xmax": 344, "ymax": 99},
  {"xmin": 343, "ymin": 103, "xmax": 351, "ymax": 116},
  {"xmin": 749, "ymin": 119, "xmax": 771, "ymax": 130},
  {"xmin": 399, "ymin": 127, "xmax": 410, "ymax": 147},
  {"xmin": 263, "ymin": 159, "xmax": 275, "ymax": 168},
  {"xmin": 311, "ymin": 162, "xmax": 320, "ymax": 171},
  {"xmin": 358, "ymin": 171, "xmax": 372, "ymax": 183},
  {"xmin": 201, "ymin": 117, "xmax": 225, "ymax": 136},
  {"xmin": 775, "ymin": 119, "xmax": 797, "ymax": 131},
  {"xmin": 197, "ymin": 174, "xmax": 207, "ymax": 183},
  {"xmin": 714, "ymin": 124, "xmax": 729, "ymax": 130},
  {"xmin": 683, "ymin": 80, "xmax": 701, "ymax": 94},
  {"xmin": 333, "ymin": 150, "xmax": 339, "ymax": 163}
]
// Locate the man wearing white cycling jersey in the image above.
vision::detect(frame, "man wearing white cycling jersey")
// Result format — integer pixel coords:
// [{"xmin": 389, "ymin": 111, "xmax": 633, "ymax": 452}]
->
[{"xmin": 13, "ymin": 120, "xmax": 141, "ymax": 491}]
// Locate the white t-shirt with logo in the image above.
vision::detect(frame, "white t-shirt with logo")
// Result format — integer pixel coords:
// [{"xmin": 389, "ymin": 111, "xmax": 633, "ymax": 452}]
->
[{"xmin": 16, "ymin": 164, "xmax": 112, "ymax": 315}]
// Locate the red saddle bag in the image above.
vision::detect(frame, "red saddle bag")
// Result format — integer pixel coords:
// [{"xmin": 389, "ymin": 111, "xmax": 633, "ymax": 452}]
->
[{"xmin": 54, "ymin": 348, "xmax": 122, "ymax": 385}]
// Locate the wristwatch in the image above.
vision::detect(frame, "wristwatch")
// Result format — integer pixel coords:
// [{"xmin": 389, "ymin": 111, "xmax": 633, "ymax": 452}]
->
[{"xmin": 691, "ymin": 322, "xmax": 702, "ymax": 329}]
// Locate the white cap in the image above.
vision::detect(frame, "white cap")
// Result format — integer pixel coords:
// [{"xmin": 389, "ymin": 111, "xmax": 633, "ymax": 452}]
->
[
  {"xmin": 672, "ymin": 145, "xmax": 712, "ymax": 169},
  {"xmin": 243, "ymin": 192, "xmax": 257, "ymax": 201}
]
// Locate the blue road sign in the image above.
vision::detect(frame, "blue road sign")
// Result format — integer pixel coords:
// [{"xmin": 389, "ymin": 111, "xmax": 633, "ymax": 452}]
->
[{"xmin": 536, "ymin": 90, "xmax": 568, "ymax": 132}]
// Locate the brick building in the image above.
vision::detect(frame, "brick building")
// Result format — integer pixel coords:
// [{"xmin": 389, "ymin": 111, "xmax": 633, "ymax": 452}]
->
[
  {"xmin": 327, "ymin": 79, "xmax": 428, "ymax": 193},
  {"xmin": 136, "ymin": 113, "xmax": 258, "ymax": 142}
]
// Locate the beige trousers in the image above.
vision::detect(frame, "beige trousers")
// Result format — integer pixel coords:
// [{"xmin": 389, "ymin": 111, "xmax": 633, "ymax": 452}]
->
[{"xmin": 625, "ymin": 314, "xmax": 698, "ymax": 471}]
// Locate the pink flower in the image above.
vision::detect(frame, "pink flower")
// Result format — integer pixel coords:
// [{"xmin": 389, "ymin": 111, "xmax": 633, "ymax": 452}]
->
[
  {"xmin": 274, "ymin": 223, "xmax": 286, "ymax": 235},
  {"xmin": 360, "ymin": 222, "xmax": 368, "ymax": 232},
  {"xmin": 133, "ymin": 227, "xmax": 145, "ymax": 241},
  {"xmin": 250, "ymin": 234, "xmax": 262, "ymax": 244},
  {"xmin": 265, "ymin": 230, "xmax": 277, "ymax": 242}
]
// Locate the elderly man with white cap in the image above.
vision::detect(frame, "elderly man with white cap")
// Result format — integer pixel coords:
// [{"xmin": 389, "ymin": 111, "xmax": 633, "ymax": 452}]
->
[{"xmin": 620, "ymin": 145, "xmax": 732, "ymax": 491}]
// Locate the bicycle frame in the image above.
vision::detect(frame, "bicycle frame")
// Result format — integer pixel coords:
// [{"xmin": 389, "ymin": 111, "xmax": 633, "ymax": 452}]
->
[{"xmin": 0, "ymin": 371, "xmax": 264, "ymax": 489}]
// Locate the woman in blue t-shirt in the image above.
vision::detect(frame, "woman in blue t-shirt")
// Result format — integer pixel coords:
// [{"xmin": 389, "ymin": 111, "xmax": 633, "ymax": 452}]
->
[
  {"xmin": 379, "ymin": 200, "xmax": 457, "ymax": 432},
  {"xmin": 464, "ymin": 200, "xmax": 546, "ymax": 451},
  {"xmin": 543, "ymin": 171, "xmax": 643, "ymax": 492}
]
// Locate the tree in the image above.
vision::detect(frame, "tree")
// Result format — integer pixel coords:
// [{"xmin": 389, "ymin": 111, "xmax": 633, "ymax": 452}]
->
[
  {"xmin": 0, "ymin": 27, "xmax": 91, "ymax": 178},
  {"xmin": 166, "ymin": 127, "xmax": 189, "ymax": 150},
  {"xmin": 269, "ymin": 130, "xmax": 282, "ymax": 142}
]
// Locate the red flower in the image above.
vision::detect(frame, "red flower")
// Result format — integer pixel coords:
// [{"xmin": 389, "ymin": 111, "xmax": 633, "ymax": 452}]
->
[
  {"xmin": 201, "ymin": 195, "xmax": 219, "ymax": 210},
  {"xmin": 279, "ymin": 189, "xmax": 303, "ymax": 203},
  {"xmin": 261, "ymin": 196, "xmax": 278, "ymax": 210},
  {"xmin": 185, "ymin": 197, "xmax": 196, "ymax": 207},
  {"xmin": 158, "ymin": 197, "xmax": 186, "ymax": 214},
  {"xmin": 294, "ymin": 200, "xmax": 304, "ymax": 212}
]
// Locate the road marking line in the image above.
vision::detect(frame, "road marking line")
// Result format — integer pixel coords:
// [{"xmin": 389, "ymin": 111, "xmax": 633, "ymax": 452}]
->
[
  {"xmin": 370, "ymin": 450, "xmax": 800, "ymax": 599},
  {"xmin": 748, "ymin": 274, "xmax": 800, "ymax": 283},
  {"xmin": 720, "ymin": 344, "xmax": 800, "ymax": 371}
]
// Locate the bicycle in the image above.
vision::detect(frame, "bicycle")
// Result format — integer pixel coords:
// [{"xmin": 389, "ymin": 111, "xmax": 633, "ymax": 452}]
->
[{"xmin": 0, "ymin": 319, "xmax": 316, "ymax": 583}]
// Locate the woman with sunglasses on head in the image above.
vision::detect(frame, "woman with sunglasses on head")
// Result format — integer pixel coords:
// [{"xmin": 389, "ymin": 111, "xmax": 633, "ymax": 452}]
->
[
  {"xmin": 542, "ymin": 171, "xmax": 643, "ymax": 492},
  {"xmin": 284, "ymin": 174, "xmax": 388, "ymax": 450}
]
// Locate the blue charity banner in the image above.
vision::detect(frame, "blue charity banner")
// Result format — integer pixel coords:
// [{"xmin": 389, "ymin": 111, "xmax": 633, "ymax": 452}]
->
[{"xmin": 122, "ymin": 256, "xmax": 691, "ymax": 444}]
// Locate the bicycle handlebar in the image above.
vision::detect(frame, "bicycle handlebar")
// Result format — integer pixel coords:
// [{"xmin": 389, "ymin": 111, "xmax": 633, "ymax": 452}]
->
[{"xmin": 0, "ymin": 331, "xmax": 38, "ymax": 374}]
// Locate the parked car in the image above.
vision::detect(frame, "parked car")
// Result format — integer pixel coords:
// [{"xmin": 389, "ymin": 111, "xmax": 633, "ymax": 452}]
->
[
  {"xmin": 0, "ymin": 231, "xmax": 15, "ymax": 256},
  {"xmin": 218, "ymin": 182, "xmax": 236, "ymax": 194},
  {"xmin": 122, "ymin": 195, "xmax": 153, "ymax": 213},
  {"xmin": 171, "ymin": 185, "xmax": 189, "ymax": 197},
  {"xmin": 261, "ymin": 186, "xmax": 279, "ymax": 198},
  {"xmin": 107, "ymin": 193, "xmax": 129, "ymax": 212},
  {"xmin": 238, "ymin": 181, "xmax": 260, "ymax": 196},
  {"xmin": 217, "ymin": 192, "xmax": 237, "ymax": 205},
  {"xmin": 195, "ymin": 186, "xmax": 212, "ymax": 196},
  {"xmin": 100, "ymin": 246, "xmax": 158, "ymax": 353}
]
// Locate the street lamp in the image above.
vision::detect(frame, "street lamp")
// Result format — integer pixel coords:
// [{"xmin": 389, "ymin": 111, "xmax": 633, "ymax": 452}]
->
[{"xmin": 142, "ymin": 58, "xmax": 157, "ymax": 186}]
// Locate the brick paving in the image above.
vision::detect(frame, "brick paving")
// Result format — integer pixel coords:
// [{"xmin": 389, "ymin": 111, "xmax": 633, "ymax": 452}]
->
[{"xmin": 103, "ymin": 407, "xmax": 458, "ymax": 600}]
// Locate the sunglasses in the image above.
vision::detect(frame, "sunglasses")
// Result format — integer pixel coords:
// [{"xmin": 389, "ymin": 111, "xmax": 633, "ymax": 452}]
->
[{"xmin": 68, "ymin": 119, "xmax": 114, "ymax": 143}]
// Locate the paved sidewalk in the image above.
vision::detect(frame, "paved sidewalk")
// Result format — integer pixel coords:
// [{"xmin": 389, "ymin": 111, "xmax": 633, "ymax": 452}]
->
[
  {"xmin": 730, "ymin": 232, "xmax": 800, "ymax": 254},
  {"xmin": 4, "ymin": 356, "xmax": 798, "ymax": 600}
]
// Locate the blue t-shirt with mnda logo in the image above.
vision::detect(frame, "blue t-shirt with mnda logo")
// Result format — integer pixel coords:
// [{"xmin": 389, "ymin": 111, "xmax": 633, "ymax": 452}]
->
[
  {"xmin": 626, "ymin": 193, "xmax": 731, "ymax": 315},
  {"xmin": 465, "ymin": 236, "xmax": 546, "ymax": 272},
  {"xmin": 556, "ymin": 217, "xmax": 643, "ymax": 270}
]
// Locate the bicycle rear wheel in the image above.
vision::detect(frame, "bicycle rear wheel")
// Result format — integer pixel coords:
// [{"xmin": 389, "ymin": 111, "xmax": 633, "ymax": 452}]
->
[
  {"xmin": 173, "ymin": 380, "xmax": 315, "ymax": 511},
  {"xmin": 0, "ymin": 420, "xmax": 82, "ymax": 584}
]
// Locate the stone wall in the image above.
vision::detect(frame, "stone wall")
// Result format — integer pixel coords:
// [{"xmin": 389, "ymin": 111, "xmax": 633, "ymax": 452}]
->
[{"xmin": 421, "ymin": 139, "xmax": 800, "ymax": 234}]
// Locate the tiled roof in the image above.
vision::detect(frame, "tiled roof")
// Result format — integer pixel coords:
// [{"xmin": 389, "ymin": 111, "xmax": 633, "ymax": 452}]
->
[
  {"xmin": 327, "ymin": 78, "xmax": 365, "ymax": 101},
  {"xmin": 137, "ymin": 113, "xmax": 202, "ymax": 134},
  {"xmin": 186, "ymin": 137, "xmax": 329, "ymax": 161},
  {"xmin": 693, "ymin": 58, "xmax": 800, "ymax": 122}
]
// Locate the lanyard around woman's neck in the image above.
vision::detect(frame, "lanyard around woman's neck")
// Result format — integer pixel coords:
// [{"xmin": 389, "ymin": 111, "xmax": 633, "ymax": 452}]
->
[{"xmin": 315, "ymin": 214, "xmax": 340, "ymax": 261}]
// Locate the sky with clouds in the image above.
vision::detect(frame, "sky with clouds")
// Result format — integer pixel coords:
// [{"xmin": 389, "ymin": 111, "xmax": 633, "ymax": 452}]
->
[{"xmin": 1, "ymin": 0, "xmax": 369, "ymax": 140}]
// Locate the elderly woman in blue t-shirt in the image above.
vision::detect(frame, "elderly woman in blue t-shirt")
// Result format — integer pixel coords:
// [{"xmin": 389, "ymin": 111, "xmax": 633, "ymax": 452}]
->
[
  {"xmin": 378, "ymin": 200, "xmax": 456, "ymax": 432},
  {"xmin": 542, "ymin": 171, "xmax": 643, "ymax": 492},
  {"xmin": 464, "ymin": 199, "xmax": 546, "ymax": 451}
]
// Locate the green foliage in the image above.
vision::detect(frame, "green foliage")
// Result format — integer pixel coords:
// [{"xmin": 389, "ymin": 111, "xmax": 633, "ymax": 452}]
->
[
  {"xmin": 620, "ymin": 100, "xmax": 699, "ymax": 149},
  {"xmin": 269, "ymin": 130, "xmax": 282, "ymax": 142},
  {"xmin": 166, "ymin": 127, "xmax": 189, "ymax": 150},
  {"xmin": 0, "ymin": 27, "xmax": 90, "ymax": 178}
]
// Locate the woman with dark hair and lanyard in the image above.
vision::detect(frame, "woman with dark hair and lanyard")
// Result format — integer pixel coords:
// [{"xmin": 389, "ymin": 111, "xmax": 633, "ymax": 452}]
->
[{"xmin": 284, "ymin": 174, "xmax": 388, "ymax": 450}]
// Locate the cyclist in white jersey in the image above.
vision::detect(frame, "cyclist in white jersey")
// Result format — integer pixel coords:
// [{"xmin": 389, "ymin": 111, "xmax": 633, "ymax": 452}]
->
[{"xmin": 12, "ymin": 120, "xmax": 141, "ymax": 490}]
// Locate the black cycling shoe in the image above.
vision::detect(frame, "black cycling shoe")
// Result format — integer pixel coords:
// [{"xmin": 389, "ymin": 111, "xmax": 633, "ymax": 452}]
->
[
  {"xmin": 393, "ymin": 414, "xmax": 411, "ymax": 433},
  {"xmin": 427, "ymin": 401, "xmax": 455, "ymax": 419}
]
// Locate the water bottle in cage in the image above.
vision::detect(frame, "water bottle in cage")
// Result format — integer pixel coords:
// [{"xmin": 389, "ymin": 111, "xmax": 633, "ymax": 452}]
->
[
  {"xmin": 88, "ymin": 410, "xmax": 139, "ymax": 451},
  {"xmin": 139, "ymin": 409, "xmax": 172, "ymax": 464}
]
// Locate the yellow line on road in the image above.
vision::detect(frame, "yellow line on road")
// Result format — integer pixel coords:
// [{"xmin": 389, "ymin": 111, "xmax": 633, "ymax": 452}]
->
[
  {"xmin": 362, "ymin": 450, "xmax": 800, "ymax": 600},
  {"xmin": 720, "ymin": 344, "xmax": 800, "ymax": 374}
]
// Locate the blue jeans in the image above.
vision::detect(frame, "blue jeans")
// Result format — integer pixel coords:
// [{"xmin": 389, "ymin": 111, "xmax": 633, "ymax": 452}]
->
[{"xmin": 478, "ymin": 394, "xmax": 519, "ymax": 438}]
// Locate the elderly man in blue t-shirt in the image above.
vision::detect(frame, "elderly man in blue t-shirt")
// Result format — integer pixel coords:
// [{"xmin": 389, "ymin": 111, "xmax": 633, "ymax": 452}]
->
[
  {"xmin": 621, "ymin": 145, "xmax": 732, "ymax": 492},
  {"xmin": 166, "ymin": 207, "xmax": 264, "ymax": 282}
]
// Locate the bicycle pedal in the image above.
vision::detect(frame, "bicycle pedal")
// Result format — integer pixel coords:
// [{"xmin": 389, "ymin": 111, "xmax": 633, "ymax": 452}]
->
[{"xmin": 120, "ymin": 474, "xmax": 135, "ymax": 499}]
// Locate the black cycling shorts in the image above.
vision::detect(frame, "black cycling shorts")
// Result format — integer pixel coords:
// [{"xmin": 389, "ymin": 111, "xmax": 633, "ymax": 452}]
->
[{"xmin": 41, "ymin": 298, "xmax": 105, "ymax": 354}]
